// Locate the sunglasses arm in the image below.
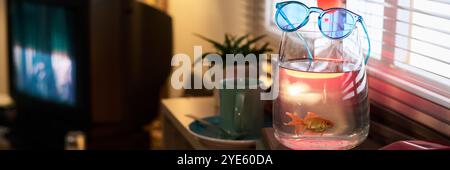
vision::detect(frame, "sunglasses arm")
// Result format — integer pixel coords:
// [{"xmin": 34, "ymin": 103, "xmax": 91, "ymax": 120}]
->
[{"xmin": 359, "ymin": 17, "xmax": 371, "ymax": 65}]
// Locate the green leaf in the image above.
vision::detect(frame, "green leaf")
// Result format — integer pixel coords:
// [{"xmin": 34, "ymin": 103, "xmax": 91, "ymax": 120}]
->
[
  {"xmin": 257, "ymin": 42, "xmax": 272, "ymax": 54},
  {"xmin": 233, "ymin": 34, "xmax": 250, "ymax": 49},
  {"xmin": 225, "ymin": 34, "xmax": 232, "ymax": 48},
  {"xmin": 242, "ymin": 35, "xmax": 267, "ymax": 49},
  {"xmin": 194, "ymin": 33, "xmax": 226, "ymax": 52},
  {"xmin": 229, "ymin": 34, "xmax": 236, "ymax": 42}
]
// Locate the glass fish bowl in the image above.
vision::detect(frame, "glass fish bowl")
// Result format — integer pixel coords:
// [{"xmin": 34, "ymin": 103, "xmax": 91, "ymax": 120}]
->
[{"xmin": 273, "ymin": 27, "xmax": 370, "ymax": 150}]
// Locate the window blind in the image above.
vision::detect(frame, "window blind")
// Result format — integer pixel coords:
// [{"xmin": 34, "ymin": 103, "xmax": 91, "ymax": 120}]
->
[{"xmin": 346, "ymin": 0, "xmax": 450, "ymax": 107}]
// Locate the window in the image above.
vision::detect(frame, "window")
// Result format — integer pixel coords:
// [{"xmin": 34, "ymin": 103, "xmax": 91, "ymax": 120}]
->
[{"xmin": 263, "ymin": 0, "xmax": 449, "ymax": 135}]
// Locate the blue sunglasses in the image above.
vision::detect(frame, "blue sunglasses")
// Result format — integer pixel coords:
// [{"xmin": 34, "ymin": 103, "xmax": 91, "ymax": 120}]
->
[{"xmin": 275, "ymin": 1, "xmax": 371, "ymax": 64}]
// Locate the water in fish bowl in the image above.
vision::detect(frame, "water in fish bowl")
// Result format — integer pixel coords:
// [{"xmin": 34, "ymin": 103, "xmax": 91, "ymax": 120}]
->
[{"xmin": 273, "ymin": 58, "xmax": 370, "ymax": 150}]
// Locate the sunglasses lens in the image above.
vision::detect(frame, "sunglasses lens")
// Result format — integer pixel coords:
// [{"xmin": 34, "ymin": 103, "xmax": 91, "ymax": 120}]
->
[
  {"xmin": 276, "ymin": 3, "xmax": 308, "ymax": 31},
  {"xmin": 321, "ymin": 9, "xmax": 355, "ymax": 39}
]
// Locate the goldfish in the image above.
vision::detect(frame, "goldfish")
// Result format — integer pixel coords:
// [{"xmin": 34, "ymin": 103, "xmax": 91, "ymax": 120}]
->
[{"xmin": 284, "ymin": 112, "xmax": 334, "ymax": 135}]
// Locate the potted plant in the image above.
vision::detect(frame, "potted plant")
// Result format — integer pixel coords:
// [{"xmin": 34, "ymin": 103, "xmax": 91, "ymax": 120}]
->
[
  {"xmin": 195, "ymin": 33, "xmax": 273, "ymax": 110},
  {"xmin": 195, "ymin": 33, "xmax": 273, "ymax": 79}
]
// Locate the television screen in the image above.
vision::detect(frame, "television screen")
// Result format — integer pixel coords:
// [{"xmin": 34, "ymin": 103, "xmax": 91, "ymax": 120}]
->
[{"xmin": 9, "ymin": 1, "xmax": 76, "ymax": 106}]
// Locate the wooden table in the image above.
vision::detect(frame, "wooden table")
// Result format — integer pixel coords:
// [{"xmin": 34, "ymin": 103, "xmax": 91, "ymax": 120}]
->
[{"xmin": 161, "ymin": 97, "xmax": 218, "ymax": 150}]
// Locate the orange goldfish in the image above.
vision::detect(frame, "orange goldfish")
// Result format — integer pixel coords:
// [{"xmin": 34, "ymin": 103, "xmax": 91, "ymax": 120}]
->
[{"xmin": 284, "ymin": 112, "xmax": 334, "ymax": 135}]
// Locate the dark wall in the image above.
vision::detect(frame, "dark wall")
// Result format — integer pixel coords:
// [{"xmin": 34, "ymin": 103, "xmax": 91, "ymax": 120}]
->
[{"xmin": 88, "ymin": 0, "xmax": 173, "ymax": 149}]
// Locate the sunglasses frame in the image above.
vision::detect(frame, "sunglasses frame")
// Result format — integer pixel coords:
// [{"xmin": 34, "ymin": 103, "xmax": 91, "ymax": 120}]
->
[{"xmin": 275, "ymin": 1, "xmax": 371, "ymax": 64}]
